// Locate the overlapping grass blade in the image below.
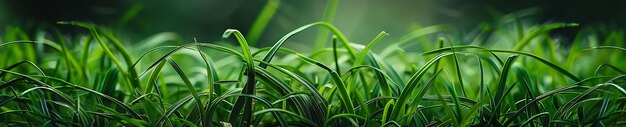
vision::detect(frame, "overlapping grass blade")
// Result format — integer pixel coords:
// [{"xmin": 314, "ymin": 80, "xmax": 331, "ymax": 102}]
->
[{"xmin": 222, "ymin": 29, "xmax": 257, "ymax": 127}]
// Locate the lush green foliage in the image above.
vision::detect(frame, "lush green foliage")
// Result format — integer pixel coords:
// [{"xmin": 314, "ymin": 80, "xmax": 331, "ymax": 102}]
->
[{"xmin": 2, "ymin": 4, "xmax": 626, "ymax": 127}]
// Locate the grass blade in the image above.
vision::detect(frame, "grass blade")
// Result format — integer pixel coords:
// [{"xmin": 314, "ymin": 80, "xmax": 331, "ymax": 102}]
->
[{"xmin": 222, "ymin": 29, "xmax": 257, "ymax": 127}]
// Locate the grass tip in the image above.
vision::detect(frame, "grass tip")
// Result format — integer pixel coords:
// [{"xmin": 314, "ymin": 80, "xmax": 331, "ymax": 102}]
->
[
  {"xmin": 222, "ymin": 29, "xmax": 238, "ymax": 38},
  {"xmin": 438, "ymin": 37, "xmax": 446, "ymax": 42}
]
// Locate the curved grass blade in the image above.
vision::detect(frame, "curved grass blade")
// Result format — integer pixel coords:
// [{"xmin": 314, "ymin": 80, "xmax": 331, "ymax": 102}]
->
[
  {"xmin": 519, "ymin": 112, "xmax": 549, "ymax": 127},
  {"xmin": 487, "ymin": 55, "xmax": 518, "ymax": 125},
  {"xmin": 325, "ymin": 113, "xmax": 366, "ymax": 126},
  {"xmin": 268, "ymin": 48, "xmax": 355, "ymax": 114},
  {"xmin": 404, "ymin": 69, "xmax": 443, "ymax": 124},
  {"xmin": 513, "ymin": 23, "xmax": 578, "ymax": 51},
  {"xmin": 424, "ymin": 45, "xmax": 582, "ymax": 82},
  {"xmin": 259, "ymin": 22, "xmax": 358, "ymax": 69},
  {"xmin": 56, "ymin": 21, "xmax": 137, "ymax": 90},
  {"xmin": 352, "ymin": 31, "xmax": 387, "ymax": 67},
  {"xmin": 350, "ymin": 32, "xmax": 391, "ymax": 97},
  {"xmin": 391, "ymin": 52, "xmax": 455, "ymax": 121},
  {"xmin": 381, "ymin": 25, "xmax": 452, "ymax": 57},
  {"xmin": 166, "ymin": 57, "xmax": 207, "ymax": 126},
  {"xmin": 136, "ymin": 43, "xmax": 243, "ymax": 79},
  {"xmin": 253, "ymin": 108, "xmax": 314, "ymax": 127},
  {"xmin": 222, "ymin": 29, "xmax": 257, "ymax": 127},
  {"xmin": 502, "ymin": 77, "xmax": 611, "ymax": 126},
  {"xmin": 207, "ymin": 93, "xmax": 288, "ymax": 127}
]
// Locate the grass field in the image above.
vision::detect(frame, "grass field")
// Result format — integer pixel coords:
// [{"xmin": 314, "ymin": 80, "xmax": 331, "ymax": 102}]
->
[{"xmin": 2, "ymin": 1, "xmax": 626, "ymax": 127}]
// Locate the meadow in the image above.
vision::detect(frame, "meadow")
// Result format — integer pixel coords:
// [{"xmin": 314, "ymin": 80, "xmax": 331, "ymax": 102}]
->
[{"xmin": 1, "ymin": 1, "xmax": 626, "ymax": 127}]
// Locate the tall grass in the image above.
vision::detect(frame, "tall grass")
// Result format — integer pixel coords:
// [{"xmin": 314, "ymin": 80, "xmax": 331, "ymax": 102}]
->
[{"xmin": 2, "ymin": 3, "xmax": 626, "ymax": 127}]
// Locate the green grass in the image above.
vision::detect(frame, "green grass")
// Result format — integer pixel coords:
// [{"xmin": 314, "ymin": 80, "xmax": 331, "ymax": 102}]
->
[{"xmin": 2, "ymin": 5, "xmax": 626, "ymax": 127}]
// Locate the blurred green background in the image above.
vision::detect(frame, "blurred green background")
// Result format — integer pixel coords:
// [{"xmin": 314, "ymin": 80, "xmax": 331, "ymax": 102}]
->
[{"xmin": 2, "ymin": 0, "xmax": 625, "ymax": 48}]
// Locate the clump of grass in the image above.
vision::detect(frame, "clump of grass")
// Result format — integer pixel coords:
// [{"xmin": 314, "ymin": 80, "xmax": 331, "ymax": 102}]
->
[{"xmin": 2, "ymin": 6, "xmax": 626, "ymax": 127}]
